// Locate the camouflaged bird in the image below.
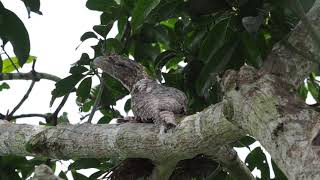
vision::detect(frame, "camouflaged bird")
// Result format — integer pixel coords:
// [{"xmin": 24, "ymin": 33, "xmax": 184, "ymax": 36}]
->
[{"xmin": 93, "ymin": 54, "xmax": 187, "ymax": 130}]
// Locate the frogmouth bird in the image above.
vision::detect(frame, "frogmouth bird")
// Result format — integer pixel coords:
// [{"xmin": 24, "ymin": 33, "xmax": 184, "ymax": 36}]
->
[{"xmin": 93, "ymin": 54, "xmax": 187, "ymax": 130}]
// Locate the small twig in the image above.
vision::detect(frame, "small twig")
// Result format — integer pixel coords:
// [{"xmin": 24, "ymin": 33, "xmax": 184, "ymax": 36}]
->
[
  {"xmin": 120, "ymin": 19, "xmax": 131, "ymax": 54},
  {"xmin": 32, "ymin": 59, "xmax": 37, "ymax": 71},
  {"xmin": 87, "ymin": 73, "xmax": 104, "ymax": 123},
  {"xmin": 52, "ymin": 94, "xmax": 70, "ymax": 119},
  {"xmin": 80, "ymin": 113, "xmax": 91, "ymax": 120},
  {"xmin": 8, "ymin": 80, "xmax": 36, "ymax": 118},
  {"xmin": 46, "ymin": 93, "xmax": 70, "ymax": 126},
  {"xmin": 1, "ymin": 46, "xmax": 20, "ymax": 73}
]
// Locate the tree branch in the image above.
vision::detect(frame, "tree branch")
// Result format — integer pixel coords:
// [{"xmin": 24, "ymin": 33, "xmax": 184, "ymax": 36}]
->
[
  {"xmin": 214, "ymin": 146, "xmax": 255, "ymax": 180},
  {"xmin": 51, "ymin": 94, "xmax": 70, "ymax": 125},
  {"xmin": 262, "ymin": 0, "xmax": 320, "ymax": 88},
  {"xmin": 0, "ymin": 102, "xmax": 243, "ymax": 159},
  {"xmin": 32, "ymin": 164, "xmax": 62, "ymax": 180},
  {"xmin": 10, "ymin": 113, "xmax": 48, "ymax": 119},
  {"xmin": 8, "ymin": 80, "xmax": 36, "ymax": 119},
  {"xmin": 0, "ymin": 72, "xmax": 61, "ymax": 82},
  {"xmin": 87, "ymin": 73, "xmax": 104, "ymax": 123},
  {"xmin": 222, "ymin": 65, "xmax": 320, "ymax": 179}
]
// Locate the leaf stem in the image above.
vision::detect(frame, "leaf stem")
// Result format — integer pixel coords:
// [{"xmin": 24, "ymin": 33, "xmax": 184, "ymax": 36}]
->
[{"xmin": 87, "ymin": 73, "xmax": 104, "ymax": 123}]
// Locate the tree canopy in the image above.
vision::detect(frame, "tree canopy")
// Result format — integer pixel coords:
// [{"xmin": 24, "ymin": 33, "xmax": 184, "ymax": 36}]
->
[{"xmin": 0, "ymin": 0, "xmax": 320, "ymax": 179}]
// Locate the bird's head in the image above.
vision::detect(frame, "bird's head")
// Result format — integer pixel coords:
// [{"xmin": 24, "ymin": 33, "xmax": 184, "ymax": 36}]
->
[{"xmin": 93, "ymin": 54, "xmax": 149, "ymax": 91}]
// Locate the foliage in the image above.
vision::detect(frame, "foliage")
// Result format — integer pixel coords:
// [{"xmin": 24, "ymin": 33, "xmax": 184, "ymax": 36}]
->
[{"xmin": 0, "ymin": 0, "xmax": 318, "ymax": 179}]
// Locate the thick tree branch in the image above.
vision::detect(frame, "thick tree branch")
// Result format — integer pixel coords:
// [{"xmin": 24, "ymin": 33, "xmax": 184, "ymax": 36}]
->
[
  {"xmin": 263, "ymin": 0, "xmax": 320, "ymax": 88},
  {"xmin": 0, "ymin": 103, "xmax": 243, "ymax": 159},
  {"xmin": 222, "ymin": 65, "xmax": 320, "ymax": 179},
  {"xmin": 214, "ymin": 146, "xmax": 255, "ymax": 180}
]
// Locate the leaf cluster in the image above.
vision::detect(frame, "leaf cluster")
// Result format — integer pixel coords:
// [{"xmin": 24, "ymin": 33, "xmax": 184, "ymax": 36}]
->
[{"xmin": 0, "ymin": 0, "xmax": 316, "ymax": 179}]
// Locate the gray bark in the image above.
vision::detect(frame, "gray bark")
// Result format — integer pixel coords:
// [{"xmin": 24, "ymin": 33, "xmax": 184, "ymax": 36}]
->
[{"xmin": 32, "ymin": 164, "xmax": 62, "ymax": 180}]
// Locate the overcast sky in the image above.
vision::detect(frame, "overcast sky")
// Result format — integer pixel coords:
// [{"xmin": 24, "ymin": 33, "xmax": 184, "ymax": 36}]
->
[{"xmin": 0, "ymin": 0, "xmax": 114, "ymax": 125}]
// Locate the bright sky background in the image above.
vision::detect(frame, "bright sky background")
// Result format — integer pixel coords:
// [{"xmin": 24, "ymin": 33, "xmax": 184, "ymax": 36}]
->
[
  {"xmin": 0, "ymin": 0, "xmax": 124, "ymax": 126},
  {"xmin": 0, "ymin": 0, "xmax": 274, "ymax": 179}
]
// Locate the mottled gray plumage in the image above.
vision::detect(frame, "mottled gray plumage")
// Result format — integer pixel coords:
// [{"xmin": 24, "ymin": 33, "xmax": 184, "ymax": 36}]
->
[{"xmin": 93, "ymin": 54, "xmax": 187, "ymax": 129}]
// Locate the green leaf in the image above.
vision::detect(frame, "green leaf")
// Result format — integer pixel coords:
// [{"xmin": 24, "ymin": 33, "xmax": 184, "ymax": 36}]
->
[
  {"xmin": 307, "ymin": 80, "xmax": 320, "ymax": 102},
  {"xmin": 131, "ymin": 0, "xmax": 161, "ymax": 33},
  {"xmin": 100, "ymin": 12, "xmax": 114, "ymax": 25},
  {"xmin": 81, "ymin": 100, "xmax": 94, "ymax": 112},
  {"xmin": 0, "ymin": 82, "xmax": 10, "ymax": 91},
  {"xmin": 89, "ymin": 170, "xmax": 105, "ymax": 179},
  {"xmin": 160, "ymin": 18, "xmax": 177, "ymax": 29},
  {"xmin": 72, "ymin": 171, "xmax": 88, "ymax": 180},
  {"xmin": 232, "ymin": 136, "xmax": 256, "ymax": 148},
  {"xmin": 196, "ymin": 39, "xmax": 239, "ymax": 96},
  {"xmin": 58, "ymin": 112, "xmax": 69, "ymax": 123},
  {"xmin": 245, "ymin": 147, "xmax": 270, "ymax": 179},
  {"xmin": 163, "ymin": 71, "xmax": 184, "ymax": 90},
  {"xmin": 52, "ymin": 74, "xmax": 84, "ymax": 97},
  {"xmin": 22, "ymin": 0, "xmax": 42, "ymax": 17},
  {"xmin": 58, "ymin": 171, "xmax": 68, "ymax": 179},
  {"xmin": 154, "ymin": 50, "xmax": 176, "ymax": 78},
  {"xmin": 105, "ymin": 38, "xmax": 123, "ymax": 54},
  {"xmin": 134, "ymin": 42, "xmax": 160, "ymax": 63},
  {"xmin": 165, "ymin": 56, "xmax": 184, "ymax": 70},
  {"xmin": 69, "ymin": 65, "xmax": 89, "ymax": 75},
  {"xmin": 147, "ymin": 0, "xmax": 184, "ymax": 23},
  {"xmin": 241, "ymin": 32, "xmax": 263, "ymax": 68},
  {"xmin": 185, "ymin": 29, "xmax": 206, "ymax": 54},
  {"xmin": 77, "ymin": 77, "xmax": 92, "ymax": 100},
  {"xmin": 86, "ymin": 0, "xmax": 119, "ymax": 12},
  {"xmin": 124, "ymin": 98, "xmax": 131, "ymax": 113},
  {"xmin": 117, "ymin": 16, "xmax": 128, "ymax": 39},
  {"xmin": 272, "ymin": 160, "xmax": 288, "ymax": 180},
  {"xmin": 2, "ymin": 56, "xmax": 36, "ymax": 73},
  {"xmin": 69, "ymin": 158, "xmax": 101, "ymax": 170},
  {"xmin": 199, "ymin": 18, "xmax": 230, "ymax": 63},
  {"xmin": 298, "ymin": 84, "xmax": 308, "ymax": 100},
  {"xmin": 93, "ymin": 23, "xmax": 114, "ymax": 38},
  {"xmin": 80, "ymin": 32, "xmax": 97, "ymax": 42},
  {"xmin": 100, "ymin": 9, "xmax": 125, "ymax": 25},
  {"xmin": 0, "ymin": 6, "xmax": 30, "ymax": 66},
  {"xmin": 77, "ymin": 53, "xmax": 91, "ymax": 66},
  {"xmin": 0, "ymin": 56, "xmax": 2, "ymax": 73},
  {"xmin": 174, "ymin": 20, "xmax": 184, "ymax": 36}
]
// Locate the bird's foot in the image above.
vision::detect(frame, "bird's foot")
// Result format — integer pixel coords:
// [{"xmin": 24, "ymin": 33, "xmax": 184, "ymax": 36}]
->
[
  {"xmin": 159, "ymin": 111, "xmax": 177, "ymax": 133},
  {"xmin": 117, "ymin": 116, "xmax": 141, "ymax": 124}
]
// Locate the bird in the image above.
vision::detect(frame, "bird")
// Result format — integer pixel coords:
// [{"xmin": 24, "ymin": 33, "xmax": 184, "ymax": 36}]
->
[{"xmin": 93, "ymin": 54, "xmax": 187, "ymax": 131}]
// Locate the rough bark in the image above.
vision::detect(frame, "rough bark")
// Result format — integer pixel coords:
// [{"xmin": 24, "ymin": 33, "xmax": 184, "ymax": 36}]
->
[
  {"xmin": 32, "ymin": 164, "xmax": 62, "ymax": 180},
  {"xmin": 0, "ymin": 104, "xmax": 242, "ymax": 160}
]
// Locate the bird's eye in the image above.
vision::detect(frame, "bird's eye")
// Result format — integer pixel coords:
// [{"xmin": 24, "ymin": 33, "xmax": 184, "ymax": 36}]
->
[{"xmin": 116, "ymin": 63, "xmax": 127, "ymax": 68}]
